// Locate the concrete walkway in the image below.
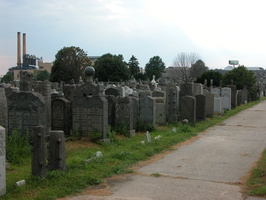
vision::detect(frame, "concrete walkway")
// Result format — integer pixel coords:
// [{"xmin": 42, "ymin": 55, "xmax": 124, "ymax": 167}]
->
[{"xmin": 64, "ymin": 101, "xmax": 266, "ymax": 200}]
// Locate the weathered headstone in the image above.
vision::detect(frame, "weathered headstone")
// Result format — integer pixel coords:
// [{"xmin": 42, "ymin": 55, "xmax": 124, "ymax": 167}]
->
[
  {"xmin": 106, "ymin": 95, "xmax": 117, "ymax": 130},
  {"xmin": 240, "ymin": 87, "xmax": 250, "ymax": 104},
  {"xmin": 63, "ymin": 84, "xmax": 76, "ymax": 101},
  {"xmin": 214, "ymin": 97, "xmax": 223, "ymax": 114},
  {"xmin": 227, "ymin": 85, "xmax": 237, "ymax": 109},
  {"xmin": 180, "ymin": 83, "xmax": 194, "ymax": 98},
  {"xmin": 31, "ymin": 126, "xmax": 47, "ymax": 177},
  {"xmin": 51, "ymin": 97, "xmax": 72, "ymax": 137},
  {"xmin": 180, "ymin": 95, "xmax": 196, "ymax": 124},
  {"xmin": 7, "ymin": 91, "xmax": 46, "ymax": 135},
  {"xmin": 0, "ymin": 126, "xmax": 6, "ymax": 196},
  {"xmin": 210, "ymin": 88, "xmax": 221, "ymax": 98},
  {"xmin": 48, "ymin": 130, "xmax": 67, "ymax": 171},
  {"xmin": 72, "ymin": 67, "xmax": 108, "ymax": 140},
  {"xmin": 221, "ymin": 87, "xmax": 231, "ymax": 110},
  {"xmin": 167, "ymin": 87, "xmax": 178, "ymax": 123},
  {"xmin": 203, "ymin": 89, "xmax": 214, "ymax": 117},
  {"xmin": 139, "ymin": 96, "xmax": 156, "ymax": 128},
  {"xmin": 19, "ymin": 71, "xmax": 33, "ymax": 92},
  {"xmin": 195, "ymin": 94, "xmax": 206, "ymax": 121},
  {"xmin": 105, "ymin": 87, "xmax": 120, "ymax": 97},
  {"xmin": 193, "ymin": 83, "xmax": 203, "ymax": 96},
  {"xmin": 152, "ymin": 90, "xmax": 166, "ymax": 125},
  {"xmin": 129, "ymin": 96, "xmax": 139, "ymax": 129},
  {"xmin": 115, "ymin": 97, "xmax": 135, "ymax": 135},
  {"xmin": 0, "ymin": 88, "xmax": 8, "ymax": 129}
]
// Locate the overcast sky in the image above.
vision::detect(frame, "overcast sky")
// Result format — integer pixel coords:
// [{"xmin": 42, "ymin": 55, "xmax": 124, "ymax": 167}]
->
[{"xmin": 1, "ymin": 0, "xmax": 266, "ymax": 75}]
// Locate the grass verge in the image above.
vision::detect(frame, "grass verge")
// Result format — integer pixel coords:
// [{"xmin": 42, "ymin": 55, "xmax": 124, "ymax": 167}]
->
[
  {"xmin": 246, "ymin": 148, "xmax": 266, "ymax": 197},
  {"xmin": 3, "ymin": 97, "xmax": 266, "ymax": 200}
]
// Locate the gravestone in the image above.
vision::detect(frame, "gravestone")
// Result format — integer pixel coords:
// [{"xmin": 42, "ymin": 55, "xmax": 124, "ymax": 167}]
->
[
  {"xmin": 0, "ymin": 126, "xmax": 6, "ymax": 196},
  {"xmin": 72, "ymin": 67, "xmax": 108, "ymax": 140},
  {"xmin": 0, "ymin": 88, "xmax": 8, "ymax": 129},
  {"xmin": 152, "ymin": 90, "xmax": 166, "ymax": 125},
  {"xmin": 139, "ymin": 90, "xmax": 152, "ymax": 99},
  {"xmin": 19, "ymin": 71, "xmax": 33, "ymax": 92},
  {"xmin": 7, "ymin": 91, "xmax": 46, "ymax": 135},
  {"xmin": 210, "ymin": 88, "xmax": 221, "ymax": 98},
  {"xmin": 31, "ymin": 126, "xmax": 47, "ymax": 177},
  {"xmin": 180, "ymin": 96, "xmax": 196, "ymax": 124},
  {"xmin": 47, "ymin": 130, "xmax": 67, "ymax": 171},
  {"xmin": 228, "ymin": 85, "xmax": 237, "ymax": 109},
  {"xmin": 214, "ymin": 97, "xmax": 223, "ymax": 114},
  {"xmin": 63, "ymin": 84, "xmax": 76, "ymax": 101},
  {"xmin": 139, "ymin": 96, "xmax": 156, "ymax": 128},
  {"xmin": 195, "ymin": 94, "xmax": 206, "ymax": 121},
  {"xmin": 167, "ymin": 87, "xmax": 178, "ymax": 123},
  {"xmin": 129, "ymin": 96, "xmax": 139, "ymax": 129},
  {"xmin": 39, "ymin": 81, "xmax": 52, "ymax": 135},
  {"xmin": 180, "ymin": 83, "xmax": 194, "ymax": 98},
  {"xmin": 51, "ymin": 97, "xmax": 72, "ymax": 137},
  {"xmin": 203, "ymin": 89, "xmax": 214, "ymax": 117},
  {"xmin": 240, "ymin": 87, "xmax": 250, "ymax": 104},
  {"xmin": 221, "ymin": 87, "xmax": 231, "ymax": 110},
  {"xmin": 193, "ymin": 83, "xmax": 203, "ymax": 96},
  {"xmin": 115, "ymin": 97, "xmax": 135, "ymax": 135},
  {"xmin": 105, "ymin": 87, "xmax": 120, "ymax": 97},
  {"xmin": 237, "ymin": 90, "xmax": 242, "ymax": 106}
]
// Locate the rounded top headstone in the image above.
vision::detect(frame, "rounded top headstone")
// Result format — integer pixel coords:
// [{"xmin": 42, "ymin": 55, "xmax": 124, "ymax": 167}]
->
[{"xmin": 84, "ymin": 66, "xmax": 95, "ymax": 83}]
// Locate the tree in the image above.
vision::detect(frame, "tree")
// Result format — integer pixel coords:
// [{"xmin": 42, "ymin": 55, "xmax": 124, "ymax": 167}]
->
[
  {"xmin": 196, "ymin": 70, "xmax": 223, "ymax": 87},
  {"xmin": 1, "ymin": 71, "xmax": 14, "ymax": 83},
  {"xmin": 50, "ymin": 46, "xmax": 91, "ymax": 83},
  {"xmin": 222, "ymin": 65, "xmax": 257, "ymax": 99},
  {"xmin": 191, "ymin": 60, "xmax": 208, "ymax": 79},
  {"xmin": 36, "ymin": 70, "xmax": 50, "ymax": 81},
  {"xmin": 128, "ymin": 55, "xmax": 140, "ymax": 77},
  {"xmin": 173, "ymin": 52, "xmax": 200, "ymax": 83},
  {"xmin": 145, "ymin": 56, "xmax": 166, "ymax": 81},
  {"xmin": 94, "ymin": 53, "xmax": 130, "ymax": 82}
]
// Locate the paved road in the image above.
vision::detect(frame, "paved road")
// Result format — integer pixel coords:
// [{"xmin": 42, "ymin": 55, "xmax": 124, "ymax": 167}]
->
[{"xmin": 64, "ymin": 101, "xmax": 266, "ymax": 200}]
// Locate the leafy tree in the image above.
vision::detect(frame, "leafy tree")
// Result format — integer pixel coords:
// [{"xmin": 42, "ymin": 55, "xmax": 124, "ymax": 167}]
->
[
  {"xmin": 1, "ymin": 71, "xmax": 14, "ymax": 83},
  {"xmin": 173, "ymin": 52, "xmax": 200, "ymax": 83},
  {"xmin": 36, "ymin": 70, "xmax": 50, "ymax": 81},
  {"xmin": 144, "ymin": 56, "xmax": 166, "ymax": 81},
  {"xmin": 191, "ymin": 60, "xmax": 209, "ymax": 79},
  {"xmin": 94, "ymin": 53, "xmax": 130, "ymax": 82},
  {"xmin": 196, "ymin": 70, "xmax": 223, "ymax": 87},
  {"xmin": 128, "ymin": 55, "xmax": 140, "ymax": 78},
  {"xmin": 50, "ymin": 46, "xmax": 91, "ymax": 83},
  {"xmin": 222, "ymin": 65, "xmax": 257, "ymax": 99}
]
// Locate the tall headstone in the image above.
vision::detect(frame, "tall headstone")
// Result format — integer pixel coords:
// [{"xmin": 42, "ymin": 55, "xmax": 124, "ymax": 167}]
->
[
  {"xmin": 240, "ymin": 87, "xmax": 250, "ymax": 104},
  {"xmin": 211, "ymin": 88, "xmax": 221, "ymax": 98},
  {"xmin": 63, "ymin": 84, "xmax": 76, "ymax": 101},
  {"xmin": 115, "ymin": 97, "xmax": 135, "ymax": 135},
  {"xmin": 0, "ymin": 126, "xmax": 6, "ymax": 196},
  {"xmin": 152, "ymin": 90, "xmax": 166, "ymax": 125},
  {"xmin": 193, "ymin": 83, "xmax": 203, "ymax": 96},
  {"xmin": 180, "ymin": 83, "xmax": 194, "ymax": 98},
  {"xmin": 51, "ymin": 97, "xmax": 72, "ymax": 137},
  {"xmin": 195, "ymin": 94, "xmax": 206, "ymax": 121},
  {"xmin": 228, "ymin": 85, "xmax": 237, "ymax": 109},
  {"xmin": 139, "ymin": 96, "xmax": 156, "ymax": 128},
  {"xmin": 47, "ymin": 130, "xmax": 67, "ymax": 171},
  {"xmin": 221, "ymin": 87, "xmax": 231, "ymax": 110},
  {"xmin": 129, "ymin": 96, "xmax": 139, "ymax": 129},
  {"xmin": 167, "ymin": 87, "xmax": 178, "ymax": 123},
  {"xmin": 40, "ymin": 81, "xmax": 52, "ymax": 135},
  {"xmin": 214, "ymin": 97, "xmax": 223, "ymax": 114},
  {"xmin": 106, "ymin": 95, "xmax": 117, "ymax": 130},
  {"xmin": 203, "ymin": 89, "xmax": 214, "ymax": 117},
  {"xmin": 31, "ymin": 126, "xmax": 47, "ymax": 177},
  {"xmin": 7, "ymin": 91, "xmax": 46, "ymax": 135},
  {"xmin": 0, "ymin": 88, "xmax": 8, "ymax": 129},
  {"xmin": 105, "ymin": 87, "xmax": 120, "ymax": 97},
  {"xmin": 19, "ymin": 71, "xmax": 33, "ymax": 92},
  {"xmin": 72, "ymin": 67, "xmax": 108, "ymax": 140},
  {"xmin": 180, "ymin": 96, "xmax": 196, "ymax": 124}
]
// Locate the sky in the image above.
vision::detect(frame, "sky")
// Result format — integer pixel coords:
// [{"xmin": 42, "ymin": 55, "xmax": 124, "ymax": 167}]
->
[{"xmin": 1, "ymin": 0, "xmax": 266, "ymax": 75}]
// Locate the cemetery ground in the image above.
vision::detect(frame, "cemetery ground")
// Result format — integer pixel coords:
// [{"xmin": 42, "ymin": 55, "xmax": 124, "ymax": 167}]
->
[{"xmin": 3, "ymin": 98, "xmax": 266, "ymax": 200}]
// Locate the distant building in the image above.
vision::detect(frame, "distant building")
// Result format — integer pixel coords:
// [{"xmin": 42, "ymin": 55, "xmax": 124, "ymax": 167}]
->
[{"xmin": 38, "ymin": 59, "xmax": 53, "ymax": 73}]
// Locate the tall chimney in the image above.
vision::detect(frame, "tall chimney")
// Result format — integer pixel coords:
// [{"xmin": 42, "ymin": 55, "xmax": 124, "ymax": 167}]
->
[
  {"xmin": 23, "ymin": 33, "xmax": 26, "ymax": 56},
  {"xmin": 17, "ymin": 32, "xmax": 21, "ymax": 67}
]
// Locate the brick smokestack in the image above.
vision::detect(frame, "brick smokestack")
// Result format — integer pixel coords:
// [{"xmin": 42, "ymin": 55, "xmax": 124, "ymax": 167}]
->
[
  {"xmin": 17, "ymin": 32, "xmax": 21, "ymax": 67},
  {"xmin": 23, "ymin": 33, "xmax": 26, "ymax": 56}
]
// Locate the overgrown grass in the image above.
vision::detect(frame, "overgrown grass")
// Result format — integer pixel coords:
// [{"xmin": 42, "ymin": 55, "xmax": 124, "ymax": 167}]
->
[
  {"xmin": 3, "ymin": 97, "xmax": 266, "ymax": 200},
  {"xmin": 246, "ymin": 148, "xmax": 266, "ymax": 197}
]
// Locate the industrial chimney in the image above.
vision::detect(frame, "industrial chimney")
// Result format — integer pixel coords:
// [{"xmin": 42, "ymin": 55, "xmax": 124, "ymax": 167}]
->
[
  {"xmin": 23, "ymin": 33, "xmax": 26, "ymax": 56},
  {"xmin": 17, "ymin": 32, "xmax": 21, "ymax": 67}
]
